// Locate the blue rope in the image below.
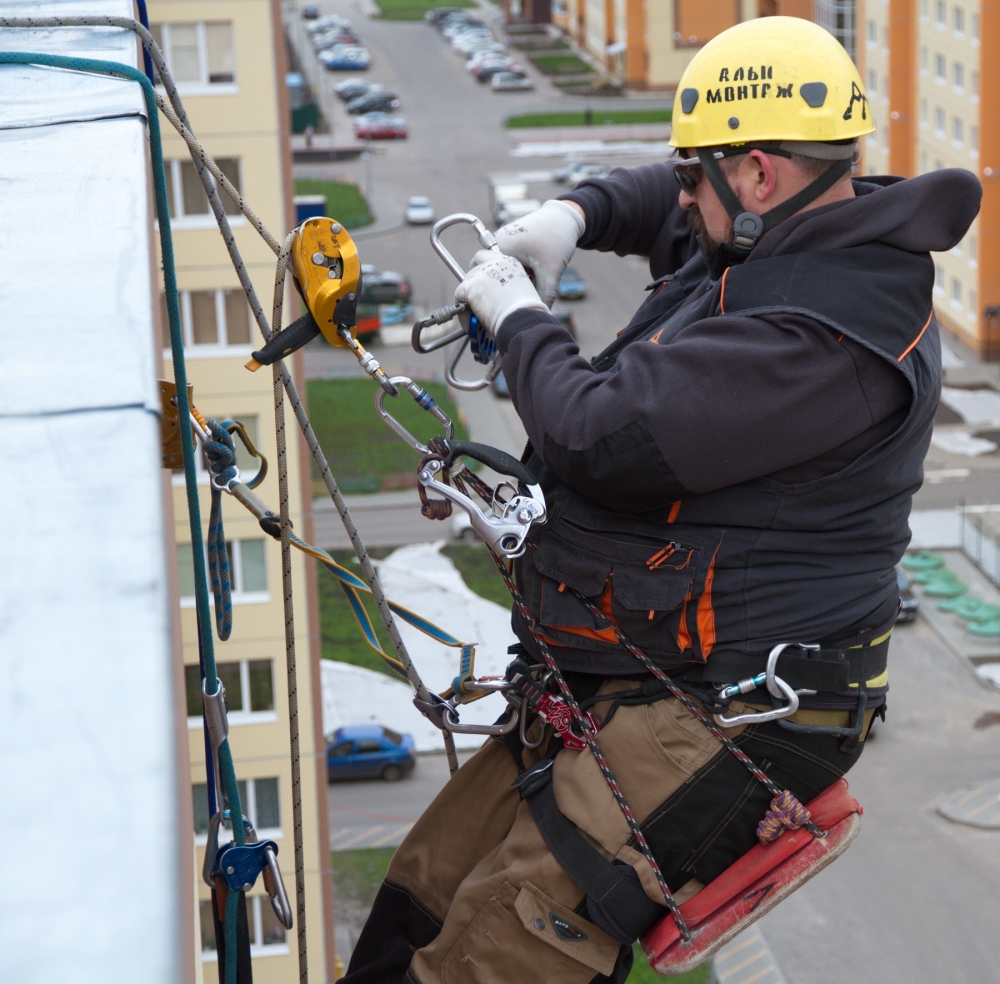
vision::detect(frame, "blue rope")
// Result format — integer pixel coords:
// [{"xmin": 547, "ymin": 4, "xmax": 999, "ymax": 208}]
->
[
  {"xmin": 203, "ymin": 419, "xmax": 237, "ymax": 641},
  {"xmin": 133, "ymin": 0, "xmax": 154, "ymax": 83},
  {"xmin": 0, "ymin": 51, "xmax": 245, "ymax": 984}
]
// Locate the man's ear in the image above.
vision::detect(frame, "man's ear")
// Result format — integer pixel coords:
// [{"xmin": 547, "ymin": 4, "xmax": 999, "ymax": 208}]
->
[{"xmin": 746, "ymin": 150, "xmax": 777, "ymax": 204}]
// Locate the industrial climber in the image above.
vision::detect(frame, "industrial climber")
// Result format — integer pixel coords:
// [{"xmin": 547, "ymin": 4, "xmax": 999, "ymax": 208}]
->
[{"xmin": 343, "ymin": 17, "xmax": 981, "ymax": 984}]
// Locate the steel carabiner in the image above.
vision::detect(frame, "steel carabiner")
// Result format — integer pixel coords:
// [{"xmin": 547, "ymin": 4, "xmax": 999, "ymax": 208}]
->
[
  {"xmin": 373, "ymin": 376, "xmax": 455, "ymax": 453},
  {"xmin": 712, "ymin": 642, "xmax": 815, "ymax": 728}
]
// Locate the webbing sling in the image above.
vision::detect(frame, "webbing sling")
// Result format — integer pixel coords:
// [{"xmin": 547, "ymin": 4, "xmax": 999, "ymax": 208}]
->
[{"xmin": 514, "ymin": 759, "xmax": 664, "ymax": 945}]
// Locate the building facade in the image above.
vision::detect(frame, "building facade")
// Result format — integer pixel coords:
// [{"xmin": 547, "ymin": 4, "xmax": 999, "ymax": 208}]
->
[
  {"xmin": 150, "ymin": 1, "xmax": 336, "ymax": 981},
  {"xmin": 859, "ymin": 0, "xmax": 997, "ymax": 356}
]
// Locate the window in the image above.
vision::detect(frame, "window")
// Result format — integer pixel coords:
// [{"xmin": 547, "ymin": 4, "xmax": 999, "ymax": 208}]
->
[
  {"xmin": 968, "ymin": 290, "xmax": 976, "ymax": 320},
  {"xmin": 972, "ymin": 70, "xmax": 979, "ymax": 99},
  {"xmin": 972, "ymin": 12, "xmax": 979, "ymax": 41},
  {"xmin": 934, "ymin": 264, "xmax": 946, "ymax": 293},
  {"xmin": 150, "ymin": 22, "xmax": 235, "ymax": 89},
  {"xmin": 920, "ymin": 99, "xmax": 929, "ymax": 124},
  {"xmin": 357, "ymin": 738, "xmax": 383, "ymax": 754},
  {"xmin": 953, "ymin": 6, "xmax": 964, "ymax": 34},
  {"xmin": 867, "ymin": 18, "xmax": 876, "ymax": 43},
  {"xmin": 176, "ymin": 538, "xmax": 269, "ymax": 606},
  {"xmin": 920, "ymin": 46, "xmax": 928, "ymax": 72},
  {"xmin": 868, "ymin": 69, "xmax": 877, "ymax": 93},
  {"xmin": 935, "ymin": 53, "xmax": 946, "ymax": 81},
  {"xmin": 971, "ymin": 125, "xmax": 979, "ymax": 156},
  {"xmin": 329, "ymin": 740, "xmax": 353, "ymax": 757},
  {"xmin": 920, "ymin": 0, "xmax": 929, "ymax": 17},
  {"xmin": 969, "ymin": 235, "xmax": 978, "ymax": 265},
  {"xmin": 200, "ymin": 896, "xmax": 287, "ymax": 957},
  {"xmin": 935, "ymin": 159, "xmax": 944, "ymax": 170},
  {"xmin": 920, "ymin": 151, "xmax": 929, "ymax": 173},
  {"xmin": 185, "ymin": 659, "xmax": 275, "ymax": 721},
  {"xmin": 163, "ymin": 158, "xmax": 241, "ymax": 222},
  {"xmin": 953, "ymin": 116, "xmax": 964, "ymax": 145},
  {"xmin": 954, "ymin": 61, "xmax": 964, "ymax": 90},
  {"xmin": 934, "ymin": 106, "xmax": 945, "ymax": 135},
  {"xmin": 951, "ymin": 278, "xmax": 962, "ymax": 308},
  {"xmin": 935, "ymin": 1, "xmax": 946, "ymax": 26},
  {"xmin": 161, "ymin": 288, "xmax": 251, "ymax": 348}
]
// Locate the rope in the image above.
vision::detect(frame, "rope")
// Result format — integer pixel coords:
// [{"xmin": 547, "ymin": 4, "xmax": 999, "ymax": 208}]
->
[
  {"xmin": 269, "ymin": 234, "xmax": 309, "ymax": 982},
  {"xmin": 203, "ymin": 420, "xmax": 237, "ymax": 641}
]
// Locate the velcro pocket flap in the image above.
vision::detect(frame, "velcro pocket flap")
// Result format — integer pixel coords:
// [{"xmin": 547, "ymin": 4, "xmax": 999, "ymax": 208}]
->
[
  {"xmin": 534, "ymin": 536, "xmax": 612, "ymax": 597},
  {"xmin": 612, "ymin": 563, "xmax": 693, "ymax": 613},
  {"xmin": 514, "ymin": 881, "xmax": 621, "ymax": 976}
]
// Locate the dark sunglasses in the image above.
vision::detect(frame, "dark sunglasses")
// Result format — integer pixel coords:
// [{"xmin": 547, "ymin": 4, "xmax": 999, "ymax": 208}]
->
[{"xmin": 671, "ymin": 155, "xmax": 704, "ymax": 194}]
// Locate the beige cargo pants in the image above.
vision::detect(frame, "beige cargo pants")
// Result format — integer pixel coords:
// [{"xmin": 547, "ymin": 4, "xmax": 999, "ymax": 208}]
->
[{"xmin": 342, "ymin": 683, "xmax": 864, "ymax": 984}]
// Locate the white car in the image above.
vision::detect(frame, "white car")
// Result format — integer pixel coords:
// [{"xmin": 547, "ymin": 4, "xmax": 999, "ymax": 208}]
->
[
  {"xmin": 405, "ymin": 196, "xmax": 435, "ymax": 224},
  {"xmin": 491, "ymin": 71, "xmax": 534, "ymax": 91}
]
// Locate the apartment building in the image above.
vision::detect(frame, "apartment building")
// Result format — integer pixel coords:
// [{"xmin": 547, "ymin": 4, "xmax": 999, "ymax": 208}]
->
[
  {"xmin": 150, "ymin": 1, "xmax": 336, "ymax": 981},
  {"xmin": 860, "ymin": 0, "xmax": 996, "ymax": 356}
]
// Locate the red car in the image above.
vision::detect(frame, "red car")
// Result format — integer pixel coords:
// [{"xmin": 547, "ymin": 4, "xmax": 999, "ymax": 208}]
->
[{"xmin": 353, "ymin": 112, "xmax": 408, "ymax": 139}]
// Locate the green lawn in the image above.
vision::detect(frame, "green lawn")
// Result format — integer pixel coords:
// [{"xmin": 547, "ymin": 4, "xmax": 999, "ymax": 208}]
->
[
  {"xmin": 375, "ymin": 0, "xmax": 475, "ymax": 19},
  {"xmin": 305, "ymin": 378, "xmax": 468, "ymax": 493},
  {"xmin": 506, "ymin": 107, "xmax": 672, "ymax": 128},
  {"xmin": 530, "ymin": 53, "xmax": 594, "ymax": 75},
  {"xmin": 294, "ymin": 179, "xmax": 372, "ymax": 229},
  {"xmin": 439, "ymin": 542, "xmax": 512, "ymax": 608},
  {"xmin": 331, "ymin": 848, "xmax": 710, "ymax": 983}
]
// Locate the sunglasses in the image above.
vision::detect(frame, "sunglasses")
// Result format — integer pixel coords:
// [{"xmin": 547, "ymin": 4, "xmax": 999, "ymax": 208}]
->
[{"xmin": 672, "ymin": 153, "xmax": 711, "ymax": 194}]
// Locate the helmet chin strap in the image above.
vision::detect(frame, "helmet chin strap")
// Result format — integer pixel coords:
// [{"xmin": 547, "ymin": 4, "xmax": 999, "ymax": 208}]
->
[{"xmin": 696, "ymin": 147, "xmax": 854, "ymax": 259}]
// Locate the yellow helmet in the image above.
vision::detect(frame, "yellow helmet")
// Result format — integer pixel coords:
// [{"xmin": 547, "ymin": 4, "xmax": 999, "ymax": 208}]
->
[{"xmin": 669, "ymin": 16, "xmax": 874, "ymax": 150}]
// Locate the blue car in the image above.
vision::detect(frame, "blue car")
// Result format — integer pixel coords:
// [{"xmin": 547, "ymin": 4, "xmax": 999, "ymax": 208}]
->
[
  {"xmin": 326, "ymin": 724, "xmax": 415, "ymax": 782},
  {"xmin": 557, "ymin": 267, "xmax": 586, "ymax": 300}
]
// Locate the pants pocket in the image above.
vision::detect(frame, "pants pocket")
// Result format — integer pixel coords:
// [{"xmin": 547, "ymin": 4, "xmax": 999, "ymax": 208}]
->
[{"xmin": 439, "ymin": 882, "xmax": 618, "ymax": 984}]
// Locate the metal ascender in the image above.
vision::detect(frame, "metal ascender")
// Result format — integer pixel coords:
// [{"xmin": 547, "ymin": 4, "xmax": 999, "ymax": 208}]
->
[{"xmin": 245, "ymin": 216, "xmax": 397, "ymax": 394}]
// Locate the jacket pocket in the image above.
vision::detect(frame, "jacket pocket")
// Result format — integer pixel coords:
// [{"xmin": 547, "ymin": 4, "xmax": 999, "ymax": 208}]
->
[{"xmin": 519, "ymin": 498, "xmax": 723, "ymax": 663}]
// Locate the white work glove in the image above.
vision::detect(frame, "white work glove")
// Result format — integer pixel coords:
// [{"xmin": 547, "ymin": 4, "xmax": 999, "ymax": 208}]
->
[
  {"xmin": 494, "ymin": 199, "xmax": 585, "ymax": 307},
  {"xmin": 455, "ymin": 250, "xmax": 548, "ymax": 336}
]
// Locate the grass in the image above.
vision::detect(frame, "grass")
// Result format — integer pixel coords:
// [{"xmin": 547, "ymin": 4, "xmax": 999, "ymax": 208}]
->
[
  {"xmin": 319, "ymin": 548, "xmax": 400, "ymax": 677},
  {"xmin": 506, "ymin": 107, "xmax": 672, "ymax": 128},
  {"xmin": 294, "ymin": 179, "xmax": 372, "ymax": 229},
  {"xmin": 330, "ymin": 847, "xmax": 711, "ymax": 984},
  {"xmin": 319, "ymin": 544, "xmax": 510, "ymax": 677},
  {"xmin": 305, "ymin": 378, "xmax": 468, "ymax": 492},
  {"xmin": 375, "ymin": 0, "xmax": 475, "ymax": 19},
  {"xmin": 530, "ymin": 53, "xmax": 594, "ymax": 76}
]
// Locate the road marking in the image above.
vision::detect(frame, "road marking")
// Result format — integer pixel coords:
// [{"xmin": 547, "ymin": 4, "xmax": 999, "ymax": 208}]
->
[{"xmin": 712, "ymin": 926, "xmax": 787, "ymax": 984}]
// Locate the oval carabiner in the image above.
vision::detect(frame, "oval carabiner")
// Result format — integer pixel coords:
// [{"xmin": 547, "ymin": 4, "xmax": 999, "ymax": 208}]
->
[
  {"xmin": 374, "ymin": 376, "xmax": 454, "ymax": 453},
  {"xmin": 430, "ymin": 212, "xmax": 499, "ymax": 280},
  {"xmin": 445, "ymin": 336, "xmax": 503, "ymax": 392}
]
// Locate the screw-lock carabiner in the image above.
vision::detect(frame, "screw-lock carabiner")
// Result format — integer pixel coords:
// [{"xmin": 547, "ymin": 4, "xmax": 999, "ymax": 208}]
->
[
  {"xmin": 373, "ymin": 376, "xmax": 455, "ymax": 453},
  {"xmin": 712, "ymin": 642, "xmax": 818, "ymax": 727}
]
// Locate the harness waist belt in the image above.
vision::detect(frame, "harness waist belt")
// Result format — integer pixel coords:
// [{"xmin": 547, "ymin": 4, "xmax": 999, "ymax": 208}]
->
[{"xmin": 681, "ymin": 637, "xmax": 890, "ymax": 693}]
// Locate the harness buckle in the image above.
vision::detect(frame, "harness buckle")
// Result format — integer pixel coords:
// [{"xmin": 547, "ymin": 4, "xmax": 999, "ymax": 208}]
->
[{"xmin": 713, "ymin": 642, "xmax": 818, "ymax": 728}]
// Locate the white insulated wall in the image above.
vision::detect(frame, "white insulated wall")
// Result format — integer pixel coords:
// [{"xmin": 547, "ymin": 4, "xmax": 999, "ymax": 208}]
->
[{"xmin": 0, "ymin": 2, "xmax": 179, "ymax": 981}]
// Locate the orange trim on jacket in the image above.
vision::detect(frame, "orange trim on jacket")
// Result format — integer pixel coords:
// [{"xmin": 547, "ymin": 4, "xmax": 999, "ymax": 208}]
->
[
  {"xmin": 696, "ymin": 544, "xmax": 721, "ymax": 659},
  {"xmin": 898, "ymin": 311, "xmax": 933, "ymax": 362}
]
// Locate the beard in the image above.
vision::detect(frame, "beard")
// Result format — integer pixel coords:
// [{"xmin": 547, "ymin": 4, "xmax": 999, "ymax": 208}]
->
[{"xmin": 688, "ymin": 206, "xmax": 729, "ymax": 275}]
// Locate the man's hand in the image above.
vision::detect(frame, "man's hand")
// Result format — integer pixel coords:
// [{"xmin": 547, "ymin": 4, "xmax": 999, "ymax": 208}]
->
[
  {"xmin": 455, "ymin": 251, "xmax": 548, "ymax": 336},
  {"xmin": 494, "ymin": 199, "xmax": 585, "ymax": 307}
]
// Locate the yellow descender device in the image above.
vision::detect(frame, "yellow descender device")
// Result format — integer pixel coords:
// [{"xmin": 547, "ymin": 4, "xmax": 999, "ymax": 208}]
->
[{"xmin": 245, "ymin": 217, "xmax": 362, "ymax": 371}]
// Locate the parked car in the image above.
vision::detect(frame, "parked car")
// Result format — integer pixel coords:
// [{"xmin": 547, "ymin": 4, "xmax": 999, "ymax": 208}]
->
[
  {"xmin": 321, "ymin": 47, "xmax": 371, "ymax": 71},
  {"xmin": 308, "ymin": 14, "xmax": 351, "ymax": 34},
  {"xmin": 405, "ymin": 195, "xmax": 435, "ymax": 224},
  {"xmin": 353, "ymin": 112, "xmax": 408, "ymax": 140},
  {"xmin": 426, "ymin": 7, "xmax": 466, "ymax": 24},
  {"xmin": 348, "ymin": 90, "xmax": 400, "ymax": 114},
  {"xmin": 360, "ymin": 264, "xmax": 412, "ymax": 304},
  {"xmin": 557, "ymin": 266, "xmax": 586, "ymax": 300},
  {"xmin": 334, "ymin": 77, "xmax": 374, "ymax": 100},
  {"xmin": 443, "ymin": 17, "xmax": 483, "ymax": 38},
  {"xmin": 495, "ymin": 197, "xmax": 541, "ymax": 225},
  {"xmin": 896, "ymin": 567, "xmax": 919, "ymax": 622},
  {"xmin": 302, "ymin": 4, "xmax": 320, "ymax": 18},
  {"xmin": 314, "ymin": 30, "xmax": 361, "ymax": 50},
  {"xmin": 473, "ymin": 60, "xmax": 520, "ymax": 82},
  {"xmin": 491, "ymin": 71, "xmax": 534, "ymax": 91},
  {"xmin": 563, "ymin": 162, "xmax": 611, "ymax": 187},
  {"xmin": 326, "ymin": 725, "xmax": 415, "ymax": 782},
  {"xmin": 466, "ymin": 45, "xmax": 507, "ymax": 65}
]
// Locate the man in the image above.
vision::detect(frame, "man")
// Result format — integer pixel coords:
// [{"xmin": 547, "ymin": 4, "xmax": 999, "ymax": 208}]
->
[{"xmin": 344, "ymin": 17, "xmax": 980, "ymax": 984}]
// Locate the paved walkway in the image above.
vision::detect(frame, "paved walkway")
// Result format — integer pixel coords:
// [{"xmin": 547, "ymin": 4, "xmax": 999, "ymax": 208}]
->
[{"xmin": 330, "ymin": 822, "xmax": 414, "ymax": 851}]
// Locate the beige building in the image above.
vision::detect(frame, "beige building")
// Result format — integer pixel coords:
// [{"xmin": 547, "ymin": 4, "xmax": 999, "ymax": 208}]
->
[
  {"xmin": 151, "ymin": 1, "xmax": 336, "ymax": 981},
  {"xmin": 859, "ymin": 0, "xmax": 997, "ymax": 357}
]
